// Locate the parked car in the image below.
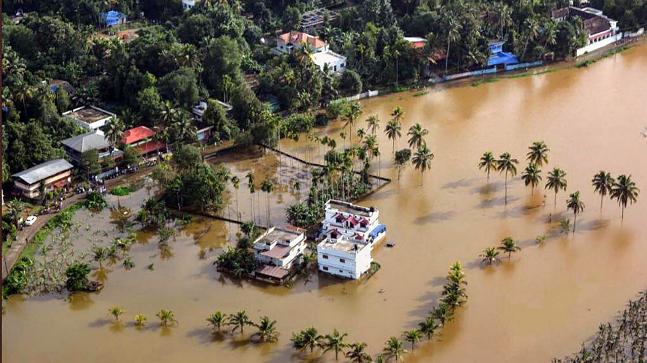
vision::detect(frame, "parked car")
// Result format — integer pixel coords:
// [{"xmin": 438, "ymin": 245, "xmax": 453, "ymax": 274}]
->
[{"xmin": 24, "ymin": 215, "xmax": 38, "ymax": 226}]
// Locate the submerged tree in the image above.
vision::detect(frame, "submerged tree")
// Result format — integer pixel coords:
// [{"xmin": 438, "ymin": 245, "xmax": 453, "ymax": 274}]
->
[
  {"xmin": 292, "ymin": 327, "xmax": 322, "ymax": 353},
  {"xmin": 526, "ymin": 141, "xmax": 549, "ymax": 167},
  {"xmin": 610, "ymin": 174, "xmax": 640, "ymax": 222},
  {"xmin": 206, "ymin": 311, "xmax": 226, "ymax": 332},
  {"xmin": 403, "ymin": 329, "xmax": 422, "ymax": 350},
  {"xmin": 394, "ymin": 148, "xmax": 411, "ymax": 181},
  {"xmin": 496, "ymin": 152, "xmax": 519, "ymax": 204},
  {"xmin": 418, "ymin": 316, "xmax": 438, "ymax": 340},
  {"xmin": 591, "ymin": 171, "xmax": 614, "ymax": 212},
  {"xmin": 385, "ymin": 119, "xmax": 402, "ymax": 157},
  {"xmin": 521, "ymin": 164, "xmax": 542, "ymax": 195},
  {"xmin": 383, "ymin": 337, "xmax": 407, "ymax": 362},
  {"xmin": 321, "ymin": 329, "xmax": 349, "ymax": 360},
  {"xmin": 498, "ymin": 237, "xmax": 520, "ymax": 259},
  {"xmin": 345, "ymin": 342, "xmax": 372, "ymax": 363},
  {"xmin": 545, "ymin": 167, "xmax": 568, "ymax": 210},
  {"xmin": 478, "ymin": 151, "xmax": 496, "ymax": 181},
  {"xmin": 566, "ymin": 191, "xmax": 585, "ymax": 233},
  {"xmin": 407, "ymin": 123, "xmax": 428, "ymax": 149},
  {"xmin": 412, "ymin": 145, "xmax": 434, "ymax": 186},
  {"xmin": 254, "ymin": 316, "xmax": 279, "ymax": 342},
  {"xmin": 480, "ymin": 246, "xmax": 500, "ymax": 265},
  {"xmin": 228, "ymin": 310, "xmax": 252, "ymax": 334}
]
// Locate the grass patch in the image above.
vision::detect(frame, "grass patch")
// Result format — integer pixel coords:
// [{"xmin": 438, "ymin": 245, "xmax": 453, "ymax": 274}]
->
[
  {"xmin": 111, "ymin": 185, "xmax": 133, "ymax": 196},
  {"xmin": 413, "ymin": 90, "xmax": 429, "ymax": 97}
]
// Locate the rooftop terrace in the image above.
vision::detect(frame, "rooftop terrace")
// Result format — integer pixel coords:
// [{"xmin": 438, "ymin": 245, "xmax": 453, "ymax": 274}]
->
[{"xmin": 326, "ymin": 200, "xmax": 374, "ymax": 217}]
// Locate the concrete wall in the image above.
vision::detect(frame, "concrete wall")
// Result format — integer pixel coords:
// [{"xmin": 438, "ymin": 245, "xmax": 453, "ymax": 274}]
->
[{"xmin": 576, "ymin": 33, "xmax": 623, "ymax": 56}]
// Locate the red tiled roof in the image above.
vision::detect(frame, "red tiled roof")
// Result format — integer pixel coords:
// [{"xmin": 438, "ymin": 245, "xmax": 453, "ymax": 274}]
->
[
  {"xmin": 261, "ymin": 245, "xmax": 290, "ymax": 259},
  {"xmin": 122, "ymin": 126, "xmax": 156, "ymax": 145},
  {"xmin": 279, "ymin": 31, "xmax": 327, "ymax": 49},
  {"xmin": 410, "ymin": 41, "xmax": 426, "ymax": 49},
  {"xmin": 256, "ymin": 265, "xmax": 289, "ymax": 279},
  {"xmin": 137, "ymin": 140, "xmax": 165, "ymax": 155}
]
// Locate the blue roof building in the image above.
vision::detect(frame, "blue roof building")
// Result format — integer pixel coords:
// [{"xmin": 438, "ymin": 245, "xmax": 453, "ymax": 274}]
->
[
  {"xmin": 102, "ymin": 10, "xmax": 127, "ymax": 27},
  {"xmin": 487, "ymin": 41, "xmax": 519, "ymax": 67}
]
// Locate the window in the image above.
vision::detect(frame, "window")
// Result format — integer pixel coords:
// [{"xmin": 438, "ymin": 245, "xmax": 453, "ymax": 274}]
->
[
  {"xmin": 323, "ymin": 254, "xmax": 328, "ymax": 259},
  {"xmin": 323, "ymin": 266, "xmax": 329, "ymax": 271},
  {"xmin": 339, "ymin": 258, "xmax": 346, "ymax": 263},
  {"xmin": 339, "ymin": 269, "xmax": 343, "ymax": 273}
]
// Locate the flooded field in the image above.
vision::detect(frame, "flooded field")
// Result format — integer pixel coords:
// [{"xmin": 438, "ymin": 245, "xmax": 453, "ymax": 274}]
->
[{"xmin": 4, "ymin": 44, "xmax": 647, "ymax": 363}]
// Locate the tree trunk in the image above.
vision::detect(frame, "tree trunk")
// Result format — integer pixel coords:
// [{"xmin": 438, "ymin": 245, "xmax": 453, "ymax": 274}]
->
[
  {"xmin": 573, "ymin": 212, "xmax": 577, "ymax": 234},
  {"xmin": 504, "ymin": 171, "xmax": 508, "ymax": 205},
  {"xmin": 445, "ymin": 37, "xmax": 451, "ymax": 75}
]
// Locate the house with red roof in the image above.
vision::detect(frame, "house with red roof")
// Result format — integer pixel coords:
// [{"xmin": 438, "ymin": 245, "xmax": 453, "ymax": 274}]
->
[{"xmin": 121, "ymin": 126, "xmax": 166, "ymax": 157}]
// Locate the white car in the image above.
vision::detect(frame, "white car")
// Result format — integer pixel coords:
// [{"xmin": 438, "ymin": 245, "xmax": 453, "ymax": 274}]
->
[{"xmin": 24, "ymin": 215, "xmax": 38, "ymax": 226}]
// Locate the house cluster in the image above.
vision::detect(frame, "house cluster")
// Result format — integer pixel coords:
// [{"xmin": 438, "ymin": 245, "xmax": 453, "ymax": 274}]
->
[
  {"xmin": 250, "ymin": 200, "xmax": 386, "ymax": 284},
  {"xmin": 275, "ymin": 31, "xmax": 347, "ymax": 74},
  {"xmin": 552, "ymin": 6, "xmax": 623, "ymax": 56}
]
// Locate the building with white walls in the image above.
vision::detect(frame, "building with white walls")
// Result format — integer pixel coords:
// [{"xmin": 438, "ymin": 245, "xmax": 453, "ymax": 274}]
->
[
  {"xmin": 253, "ymin": 227, "xmax": 306, "ymax": 283},
  {"xmin": 317, "ymin": 237, "xmax": 372, "ymax": 280},
  {"xmin": 552, "ymin": 6, "xmax": 623, "ymax": 56}
]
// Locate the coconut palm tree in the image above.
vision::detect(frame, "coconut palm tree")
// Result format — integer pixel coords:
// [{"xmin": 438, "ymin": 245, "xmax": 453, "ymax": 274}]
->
[
  {"xmin": 566, "ymin": 191, "xmax": 585, "ymax": 233},
  {"xmin": 228, "ymin": 310, "xmax": 252, "ymax": 334},
  {"xmin": 592, "ymin": 171, "xmax": 614, "ymax": 212},
  {"xmin": 480, "ymin": 247, "xmax": 500, "ymax": 265},
  {"xmin": 391, "ymin": 106, "xmax": 404, "ymax": 125},
  {"xmin": 157, "ymin": 309, "xmax": 177, "ymax": 327},
  {"xmin": 254, "ymin": 316, "xmax": 278, "ymax": 342},
  {"xmin": 344, "ymin": 101, "xmax": 363, "ymax": 144},
  {"xmin": 383, "ymin": 337, "xmax": 407, "ymax": 362},
  {"xmin": 498, "ymin": 237, "xmax": 520, "ymax": 259},
  {"xmin": 385, "ymin": 119, "xmax": 402, "ymax": 157},
  {"xmin": 526, "ymin": 141, "xmax": 549, "ymax": 167},
  {"xmin": 430, "ymin": 303, "xmax": 454, "ymax": 326},
  {"xmin": 206, "ymin": 311, "xmax": 225, "ymax": 332},
  {"xmin": 610, "ymin": 174, "xmax": 640, "ymax": 222},
  {"xmin": 545, "ymin": 167, "xmax": 568, "ymax": 210},
  {"xmin": 231, "ymin": 176, "xmax": 240, "ymax": 218},
  {"xmin": 403, "ymin": 329, "xmax": 422, "ymax": 350},
  {"xmin": 291, "ymin": 327, "xmax": 322, "ymax": 353},
  {"xmin": 478, "ymin": 151, "xmax": 496, "ymax": 181},
  {"xmin": 134, "ymin": 314, "xmax": 147, "ymax": 327},
  {"xmin": 521, "ymin": 164, "xmax": 542, "ymax": 195},
  {"xmin": 418, "ymin": 316, "xmax": 438, "ymax": 340},
  {"xmin": 407, "ymin": 123, "xmax": 428, "ymax": 149},
  {"xmin": 321, "ymin": 329, "xmax": 348, "ymax": 360},
  {"xmin": 345, "ymin": 342, "xmax": 372, "ymax": 363},
  {"xmin": 246, "ymin": 172, "xmax": 256, "ymax": 223},
  {"xmin": 496, "ymin": 152, "xmax": 519, "ymax": 204},
  {"xmin": 105, "ymin": 117, "xmax": 125, "ymax": 152},
  {"xmin": 260, "ymin": 179, "xmax": 274, "ymax": 225},
  {"xmin": 412, "ymin": 145, "xmax": 434, "ymax": 186},
  {"xmin": 109, "ymin": 306, "xmax": 125, "ymax": 321},
  {"xmin": 366, "ymin": 115, "xmax": 380, "ymax": 135}
]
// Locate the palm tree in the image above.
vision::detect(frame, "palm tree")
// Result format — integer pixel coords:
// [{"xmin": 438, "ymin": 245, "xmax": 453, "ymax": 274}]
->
[
  {"xmin": 231, "ymin": 176, "xmax": 240, "ymax": 218},
  {"xmin": 592, "ymin": 171, "xmax": 614, "ymax": 212},
  {"xmin": 407, "ymin": 123, "xmax": 428, "ymax": 149},
  {"xmin": 383, "ymin": 337, "xmax": 407, "ymax": 362},
  {"xmin": 394, "ymin": 149, "xmax": 412, "ymax": 181},
  {"xmin": 157, "ymin": 309, "xmax": 177, "ymax": 327},
  {"xmin": 246, "ymin": 172, "xmax": 256, "ymax": 223},
  {"xmin": 385, "ymin": 119, "xmax": 402, "ymax": 157},
  {"xmin": 610, "ymin": 174, "xmax": 640, "ymax": 222},
  {"xmin": 228, "ymin": 310, "xmax": 252, "ymax": 334},
  {"xmin": 526, "ymin": 141, "xmax": 549, "ymax": 167},
  {"xmin": 260, "ymin": 179, "xmax": 274, "ymax": 225},
  {"xmin": 431, "ymin": 303, "xmax": 454, "ymax": 326},
  {"xmin": 321, "ymin": 329, "xmax": 348, "ymax": 360},
  {"xmin": 444, "ymin": 16, "xmax": 461, "ymax": 74},
  {"xmin": 206, "ymin": 311, "xmax": 225, "ymax": 332},
  {"xmin": 366, "ymin": 115, "xmax": 380, "ymax": 135},
  {"xmin": 418, "ymin": 316, "xmax": 438, "ymax": 340},
  {"xmin": 292, "ymin": 327, "xmax": 322, "ymax": 353},
  {"xmin": 496, "ymin": 152, "xmax": 519, "ymax": 204},
  {"xmin": 345, "ymin": 342, "xmax": 372, "ymax": 363},
  {"xmin": 391, "ymin": 106, "xmax": 404, "ymax": 125},
  {"xmin": 480, "ymin": 247, "xmax": 500, "ymax": 265},
  {"xmin": 93, "ymin": 245, "xmax": 109, "ymax": 269},
  {"xmin": 566, "ymin": 191, "xmax": 585, "ymax": 233},
  {"xmin": 403, "ymin": 329, "xmax": 422, "ymax": 350},
  {"xmin": 545, "ymin": 167, "xmax": 568, "ymax": 210},
  {"xmin": 254, "ymin": 316, "xmax": 279, "ymax": 342},
  {"xmin": 412, "ymin": 145, "xmax": 434, "ymax": 186},
  {"xmin": 521, "ymin": 164, "xmax": 542, "ymax": 195},
  {"xmin": 478, "ymin": 151, "xmax": 496, "ymax": 181},
  {"xmin": 105, "ymin": 117, "xmax": 125, "ymax": 152},
  {"xmin": 109, "ymin": 306, "xmax": 125, "ymax": 321},
  {"xmin": 498, "ymin": 237, "xmax": 520, "ymax": 259},
  {"xmin": 344, "ymin": 101, "xmax": 363, "ymax": 144},
  {"xmin": 134, "ymin": 314, "xmax": 147, "ymax": 327}
]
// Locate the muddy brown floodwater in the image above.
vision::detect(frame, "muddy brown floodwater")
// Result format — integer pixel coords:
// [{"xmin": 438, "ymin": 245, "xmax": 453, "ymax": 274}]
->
[{"xmin": 4, "ymin": 44, "xmax": 647, "ymax": 363}]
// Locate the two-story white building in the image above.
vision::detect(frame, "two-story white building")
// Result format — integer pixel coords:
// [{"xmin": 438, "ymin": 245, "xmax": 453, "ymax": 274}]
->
[
  {"xmin": 317, "ymin": 200, "xmax": 386, "ymax": 279},
  {"xmin": 552, "ymin": 6, "xmax": 623, "ymax": 56},
  {"xmin": 317, "ymin": 237, "xmax": 372, "ymax": 280},
  {"xmin": 253, "ymin": 227, "xmax": 306, "ymax": 284},
  {"xmin": 275, "ymin": 31, "xmax": 347, "ymax": 74}
]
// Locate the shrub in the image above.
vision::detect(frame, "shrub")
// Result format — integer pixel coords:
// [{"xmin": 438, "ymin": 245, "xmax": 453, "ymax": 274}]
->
[
  {"xmin": 85, "ymin": 192, "xmax": 108, "ymax": 211},
  {"xmin": 65, "ymin": 262, "xmax": 91, "ymax": 291}
]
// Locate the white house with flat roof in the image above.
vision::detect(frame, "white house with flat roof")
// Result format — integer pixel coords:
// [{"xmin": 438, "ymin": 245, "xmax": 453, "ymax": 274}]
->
[
  {"xmin": 253, "ymin": 226, "xmax": 306, "ymax": 283},
  {"xmin": 182, "ymin": 0, "xmax": 195, "ymax": 10},
  {"xmin": 317, "ymin": 200, "xmax": 386, "ymax": 280},
  {"xmin": 311, "ymin": 50, "xmax": 347, "ymax": 74},
  {"xmin": 317, "ymin": 236, "xmax": 372, "ymax": 279},
  {"xmin": 62, "ymin": 106, "xmax": 116, "ymax": 132}
]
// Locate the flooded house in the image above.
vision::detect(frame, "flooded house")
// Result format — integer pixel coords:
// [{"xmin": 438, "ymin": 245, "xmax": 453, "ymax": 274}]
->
[
  {"xmin": 253, "ymin": 227, "xmax": 307, "ymax": 284},
  {"xmin": 317, "ymin": 200, "xmax": 386, "ymax": 279}
]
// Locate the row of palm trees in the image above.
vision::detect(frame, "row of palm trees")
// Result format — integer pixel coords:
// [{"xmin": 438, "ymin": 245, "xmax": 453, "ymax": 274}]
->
[
  {"xmin": 289, "ymin": 262, "xmax": 466, "ymax": 362},
  {"xmin": 206, "ymin": 310, "xmax": 278, "ymax": 342},
  {"xmin": 108, "ymin": 306, "xmax": 177, "ymax": 328},
  {"xmin": 478, "ymin": 142, "xmax": 640, "ymax": 226}
]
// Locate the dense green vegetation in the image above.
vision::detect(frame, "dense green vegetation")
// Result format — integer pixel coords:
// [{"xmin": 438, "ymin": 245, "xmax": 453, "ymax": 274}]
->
[{"xmin": 6, "ymin": 0, "xmax": 644, "ymax": 180}]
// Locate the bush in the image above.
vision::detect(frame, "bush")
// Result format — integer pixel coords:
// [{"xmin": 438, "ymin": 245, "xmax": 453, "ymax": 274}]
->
[
  {"xmin": 3, "ymin": 257, "xmax": 33, "ymax": 295},
  {"xmin": 65, "ymin": 262, "xmax": 91, "ymax": 291},
  {"xmin": 287, "ymin": 202, "xmax": 321, "ymax": 228},
  {"xmin": 340, "ymin": 69, "xmax": 362, "ymax": 95},
  {"xmin": 85, "ymin": 192, "xmax": 108, "ymax": 211},
  {"xmin": 111, "ymin": 185, "xmax": 132, "ymax": 196}
]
